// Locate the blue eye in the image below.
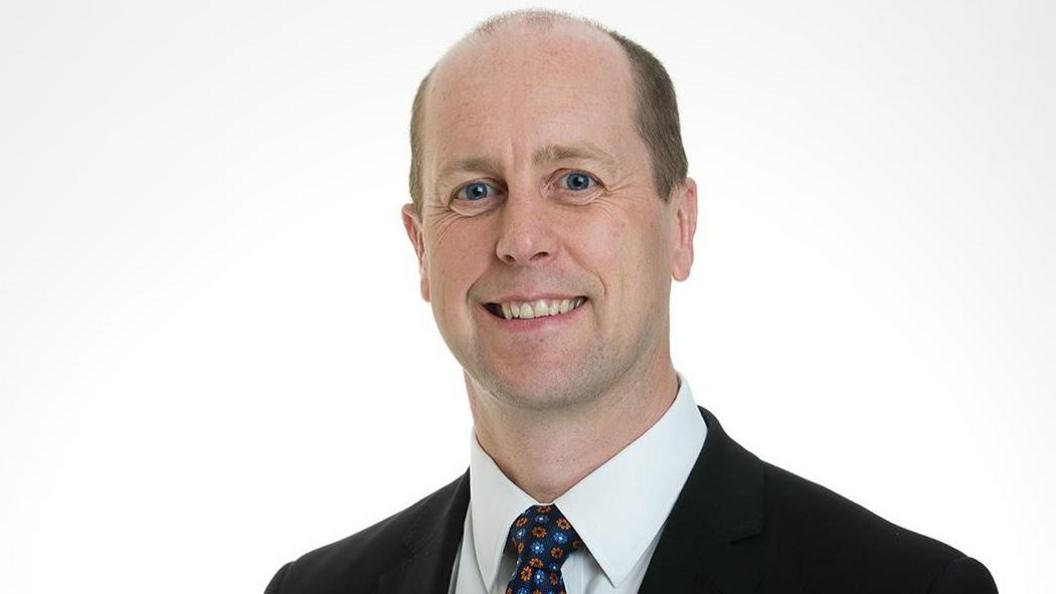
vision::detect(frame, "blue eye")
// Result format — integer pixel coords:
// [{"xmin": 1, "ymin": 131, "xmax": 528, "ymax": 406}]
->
[
  {"xmin": 563, "ymin": 172, "xmax": 594, "ymax": 191},
  {"xmin": 458, "ymin": 182, "xmax": 491, "ymax": 201}
]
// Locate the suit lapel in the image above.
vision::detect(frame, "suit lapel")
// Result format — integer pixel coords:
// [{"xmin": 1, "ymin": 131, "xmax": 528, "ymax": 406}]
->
[
  {"xmin": 638, "ymin": 406, "xmax": 766, "ymax": 594},
  {"xmin": 378, "ymin": 470, "xmax": 470, "ymax": 594}
]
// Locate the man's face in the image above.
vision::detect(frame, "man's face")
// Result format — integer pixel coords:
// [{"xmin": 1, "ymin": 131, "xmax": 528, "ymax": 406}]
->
[{"xmin": 404, "ymin": 25, "xmax": 695, "ymax": 410}]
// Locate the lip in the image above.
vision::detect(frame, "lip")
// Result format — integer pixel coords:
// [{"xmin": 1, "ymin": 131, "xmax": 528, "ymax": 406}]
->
[{"xmin": 482, "ymin": 293, "xmax": 587, "ymax": 304}]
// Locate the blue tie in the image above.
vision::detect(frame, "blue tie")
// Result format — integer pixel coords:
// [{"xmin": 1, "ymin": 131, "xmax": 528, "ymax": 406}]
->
[{"xmin": 504, "ymin": 504, "xmax": 583, "ymax": 594}]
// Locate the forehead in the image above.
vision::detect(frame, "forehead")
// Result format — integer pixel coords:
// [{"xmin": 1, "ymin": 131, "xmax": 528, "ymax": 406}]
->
[{"xmin": 422, "ymin": 24, "xmax": 638, "ymax": 173}]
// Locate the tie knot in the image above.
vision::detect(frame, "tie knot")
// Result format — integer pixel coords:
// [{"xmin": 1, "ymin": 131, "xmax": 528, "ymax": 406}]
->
[{"xmin": 507, "ymin": 504, "xmax": 584, "ymax": 576}]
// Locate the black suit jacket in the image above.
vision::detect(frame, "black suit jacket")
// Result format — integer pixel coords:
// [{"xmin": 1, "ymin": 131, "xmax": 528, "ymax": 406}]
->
[{"xmin": 265, "ymin": 406, "xmax": 998, "ymax": 593}]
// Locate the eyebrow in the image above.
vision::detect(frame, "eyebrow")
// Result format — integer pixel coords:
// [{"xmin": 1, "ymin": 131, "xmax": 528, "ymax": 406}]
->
[
  {"xmin": 436, "ymin": 142, "xmax": 619, "ymax": 183},
  {"xmin": 437, "ymin": 156, "xmax": 504, "ymax": 182},
  {"xmin": 532, "ymin": 142, "xmax": 618, "ymax": 174}
]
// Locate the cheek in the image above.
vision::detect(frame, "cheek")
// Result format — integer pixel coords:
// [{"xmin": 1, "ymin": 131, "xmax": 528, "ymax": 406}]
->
[
  {"xmin": 425, "ymin": 218, "xmax": 494, "ymax": 306},
  {"xmin": 571, "ymin": 202, "xmax": 667, "ymax": 296}
]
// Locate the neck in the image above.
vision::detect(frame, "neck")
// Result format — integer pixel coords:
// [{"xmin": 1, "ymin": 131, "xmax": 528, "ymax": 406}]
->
[{"xmin": 467, "ymin": 352, "xmax": 680, "ymax": 503}]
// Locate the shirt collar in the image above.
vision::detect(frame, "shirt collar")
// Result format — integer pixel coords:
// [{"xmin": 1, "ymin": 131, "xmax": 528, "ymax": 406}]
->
[{"xmin": 468, "ymin": 373, "xmax": 708, "ymax": 589}]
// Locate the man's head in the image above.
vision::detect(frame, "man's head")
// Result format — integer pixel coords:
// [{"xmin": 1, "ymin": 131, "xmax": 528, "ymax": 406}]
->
[{"xmin": 402, "ymin": 10, "xmax": 697, "ymax": 411}]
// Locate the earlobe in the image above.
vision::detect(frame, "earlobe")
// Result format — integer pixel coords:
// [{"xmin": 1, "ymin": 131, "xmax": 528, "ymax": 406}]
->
[
  {"xmin": 401, "ymin": 203, "xmax": 431, "ymax": 302},
  {"xmin": 671, "ymin": 178, "xmax": 698, "ymax": 282}
]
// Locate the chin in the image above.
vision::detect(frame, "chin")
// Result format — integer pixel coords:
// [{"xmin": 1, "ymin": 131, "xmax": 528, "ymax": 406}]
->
[{"xmin": 474, "ymin": 364, "xmax": 605, "ymax": 412}]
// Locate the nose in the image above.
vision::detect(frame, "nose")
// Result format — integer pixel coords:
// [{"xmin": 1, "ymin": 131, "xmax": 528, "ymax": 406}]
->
[{"xmin": 495, "ymin": 189, "xmax": 557, "ymax": 266}]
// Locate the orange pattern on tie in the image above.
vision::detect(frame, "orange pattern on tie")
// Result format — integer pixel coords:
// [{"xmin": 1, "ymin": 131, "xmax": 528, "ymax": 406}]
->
[{"xmin": 504, "ymin": 505, "xmax": 584, "ymax": 594}]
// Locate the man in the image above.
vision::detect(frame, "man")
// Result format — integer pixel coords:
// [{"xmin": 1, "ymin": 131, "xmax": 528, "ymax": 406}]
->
[{"xmin": 266, "ymin": 10, "xmax": 997, "ymax": 594}]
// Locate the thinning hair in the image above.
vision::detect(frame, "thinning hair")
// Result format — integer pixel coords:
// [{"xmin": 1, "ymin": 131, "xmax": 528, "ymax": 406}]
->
[{"xmin": 408, "ymin": 10, "xmax": 688, "ymax": 214}]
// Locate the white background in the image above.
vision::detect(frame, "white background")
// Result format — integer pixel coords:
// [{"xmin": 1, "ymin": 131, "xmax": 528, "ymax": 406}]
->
[{"xmin": 1, "ymin": 1, "xmax": 1052, "ymax": 592}]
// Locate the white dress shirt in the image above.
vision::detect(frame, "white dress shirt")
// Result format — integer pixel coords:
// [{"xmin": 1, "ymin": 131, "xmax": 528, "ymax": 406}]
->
[{"xmin": 449, "ymin": 375, "xmax": 708, "ymax": 594}]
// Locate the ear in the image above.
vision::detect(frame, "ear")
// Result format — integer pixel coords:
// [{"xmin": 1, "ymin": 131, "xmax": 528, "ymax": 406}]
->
[
  {"xmin": 401, "ymin": 203, "xmax": 431, "ymax": 302},
  {"xmin": 670, "ymin": 178, "xmax": 698, "ymax": 282}
]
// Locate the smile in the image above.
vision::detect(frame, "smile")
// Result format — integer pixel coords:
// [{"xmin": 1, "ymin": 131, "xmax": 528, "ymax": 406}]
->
[{"xmin": 484, "ymin": 297, "xmax": 587, "ymax": 320}]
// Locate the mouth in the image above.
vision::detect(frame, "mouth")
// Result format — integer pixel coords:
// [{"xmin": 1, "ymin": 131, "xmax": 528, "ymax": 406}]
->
[{"xmin": 483, "ymin": 297, "xmax": 588, "ymax": 320}]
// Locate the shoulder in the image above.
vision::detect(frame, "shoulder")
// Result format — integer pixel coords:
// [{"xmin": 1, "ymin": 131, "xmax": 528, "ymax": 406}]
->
[
  {"xmin": 759, "ymin": 459, "xmax": 962, "ymax": 561},
  {"xmin": 264, "ymin": 473, "xmax": 467, "ymax": 594},
  {"xmin": 757, "ymin": 460, "xmax": 996, "ymax": 593}
]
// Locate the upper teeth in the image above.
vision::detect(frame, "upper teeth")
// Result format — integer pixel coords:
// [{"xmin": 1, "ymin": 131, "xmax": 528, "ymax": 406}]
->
[{"xmin": 498, "ymin": 298, "xmax": 585, "ymax": 320}]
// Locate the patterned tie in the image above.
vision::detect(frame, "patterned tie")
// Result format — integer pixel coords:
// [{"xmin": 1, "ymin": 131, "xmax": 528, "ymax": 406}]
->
[{"xmin": 504, "ymin": 504, "xmax": 584, "ymax": 594}]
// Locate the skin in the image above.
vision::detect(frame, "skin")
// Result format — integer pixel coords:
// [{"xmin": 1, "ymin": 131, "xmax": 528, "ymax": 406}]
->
[{"xmin": 402, "ymin": 19, "xmax": 698, "ymax": 503}]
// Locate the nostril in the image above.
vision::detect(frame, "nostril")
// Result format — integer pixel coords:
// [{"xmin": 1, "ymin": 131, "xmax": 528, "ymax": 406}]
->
[{"xmin": 501, "ymin": 251, "xmax": 550, "ymax": 265}]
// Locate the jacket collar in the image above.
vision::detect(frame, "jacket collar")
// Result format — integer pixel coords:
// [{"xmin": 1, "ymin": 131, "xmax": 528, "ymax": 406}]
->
[
  {"xmin": 380, "ymin": 406, "xmax": 765, "ymax": 594},
  {"xmin": 637, "ymin": 406, "xmax": 765, "ymax": 594},
  {"xmin": 378, "ymin": 469, "xmax": 470, "ymax": 594}
]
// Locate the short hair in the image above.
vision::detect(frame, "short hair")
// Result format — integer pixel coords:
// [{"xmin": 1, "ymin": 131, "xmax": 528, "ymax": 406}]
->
[{"xmin": 408, "ymin": 10, "xmax": 688, "ymax": 215}]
